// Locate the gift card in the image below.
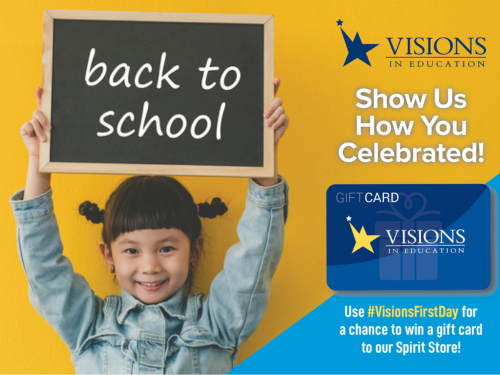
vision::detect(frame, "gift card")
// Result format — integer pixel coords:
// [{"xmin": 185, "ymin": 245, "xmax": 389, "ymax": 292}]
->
[{"xmin": 327, "ymin": 184, "xmax": 491, "ymax": 290}]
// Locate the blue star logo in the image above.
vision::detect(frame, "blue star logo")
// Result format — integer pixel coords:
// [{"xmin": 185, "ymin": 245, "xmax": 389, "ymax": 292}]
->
[
  {"xmin": 337, "ymin": 19, "xmax": 343, "ymax": 26},
  {"xmin": 340, "ymin": 27, "xmax": 378, "ymax": 67}
]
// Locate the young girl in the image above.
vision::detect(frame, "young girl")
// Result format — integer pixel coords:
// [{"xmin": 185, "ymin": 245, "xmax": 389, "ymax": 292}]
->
[{"xmin": 10, "ymin": 79, "xmax": 289, "ymax": 374}]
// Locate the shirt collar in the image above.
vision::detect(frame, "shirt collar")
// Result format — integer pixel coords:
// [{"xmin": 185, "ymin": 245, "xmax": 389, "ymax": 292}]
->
[{"xmin": 117, "ymin": 286, "xmax": 188, "ymax": 324}]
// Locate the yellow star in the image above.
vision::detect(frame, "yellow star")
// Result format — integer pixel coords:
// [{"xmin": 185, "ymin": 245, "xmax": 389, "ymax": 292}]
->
[{"xmin": 350, "ymin": 223, "xmax": 380, "ymax": 253}]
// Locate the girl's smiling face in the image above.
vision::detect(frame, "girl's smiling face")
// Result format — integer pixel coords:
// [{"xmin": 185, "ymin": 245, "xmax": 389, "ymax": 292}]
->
[{"xmin": 99, "ymin": 228, "xmax": 202, "ymax": 305}]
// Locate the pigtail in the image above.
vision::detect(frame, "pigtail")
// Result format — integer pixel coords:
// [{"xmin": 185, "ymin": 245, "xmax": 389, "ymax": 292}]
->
[
  {"xmin": 79, "ymin": 201, "xmax": 105, "ymax": 224},
  {"xmin": 197, "ymin": 198, "xmax": 228, "ymax": 219}
]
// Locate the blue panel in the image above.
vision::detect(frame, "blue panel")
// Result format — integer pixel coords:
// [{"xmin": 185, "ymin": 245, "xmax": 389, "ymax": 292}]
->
[{"xmin": 327, "ymin": 185, "xmax": 490, "ymax": 290}]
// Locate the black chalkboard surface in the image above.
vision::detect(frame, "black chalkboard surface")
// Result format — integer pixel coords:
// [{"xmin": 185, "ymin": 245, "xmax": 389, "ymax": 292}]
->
[{"xmin": 40, "ymin": 10, "xmax": 274, "ymax": 177}]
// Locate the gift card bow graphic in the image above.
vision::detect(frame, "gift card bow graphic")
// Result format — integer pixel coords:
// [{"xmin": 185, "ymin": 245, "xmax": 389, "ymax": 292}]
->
[{"xmin": 375, "ymin": 192, "xmax": 441, "ymax": 281}]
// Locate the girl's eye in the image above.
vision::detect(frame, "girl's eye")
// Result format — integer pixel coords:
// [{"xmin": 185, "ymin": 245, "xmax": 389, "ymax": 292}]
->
[
  {"xmin": 125, "ymin": 248, "xmax": 139, "ymax": 254},
  {"xmin": 160, "ymin": 246, "xmax": 174, "ymax": 253}
]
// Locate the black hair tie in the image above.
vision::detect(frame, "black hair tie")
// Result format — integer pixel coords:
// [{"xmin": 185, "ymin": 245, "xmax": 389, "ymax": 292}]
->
[
  {"xmin": 197, "ymin": 197, "xmax": 228, "ymax": 219},
  {"xmin": 79, "ymin": 201, "xmax": 104, "ymax": 224}
]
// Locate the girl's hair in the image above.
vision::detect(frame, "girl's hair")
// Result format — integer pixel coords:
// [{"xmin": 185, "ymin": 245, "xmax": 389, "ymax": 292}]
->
[{"xmin": 78, "ymin": 176, "xmax": 227, "ymax": 288}]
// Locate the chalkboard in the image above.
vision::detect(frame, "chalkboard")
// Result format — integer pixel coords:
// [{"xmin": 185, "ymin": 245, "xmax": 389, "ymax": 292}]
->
[{"xmin": 39, "ymin": 10, "xmax": 274, "ymax": 177}]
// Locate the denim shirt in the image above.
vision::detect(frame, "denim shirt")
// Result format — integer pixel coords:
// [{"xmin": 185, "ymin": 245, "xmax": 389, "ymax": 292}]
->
[{"xmin": 10, "ymin": 177, "xmax": 288, "ymax": 374}]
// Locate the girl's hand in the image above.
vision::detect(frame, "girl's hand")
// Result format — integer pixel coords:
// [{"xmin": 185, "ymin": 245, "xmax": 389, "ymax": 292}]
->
[
  {"xmin": 254, "ymin": 78, "xmax": 288, "ymax": 187},
  {"xmin": 22, "ymin": 87, "xmax": 51, "ymax": 200},
  {"xmin": 264, "ymin": 78, "xmax": 289, "ymax": 145},
  {"xmin": 20, "ymin": 87, "xmax": 51, "ymax": 158}
]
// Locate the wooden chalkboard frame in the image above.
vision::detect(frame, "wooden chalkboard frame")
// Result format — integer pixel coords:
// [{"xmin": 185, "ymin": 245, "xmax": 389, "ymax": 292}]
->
[{"xmin": 40, "ymin": 10, "xmax": 274, "ymax": 177}]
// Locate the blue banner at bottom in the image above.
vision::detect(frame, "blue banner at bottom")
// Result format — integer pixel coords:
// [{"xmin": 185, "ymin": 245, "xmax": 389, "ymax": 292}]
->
[{"xmin": 231, "ymin": 176, "xmax": 499, "ymax": 374}]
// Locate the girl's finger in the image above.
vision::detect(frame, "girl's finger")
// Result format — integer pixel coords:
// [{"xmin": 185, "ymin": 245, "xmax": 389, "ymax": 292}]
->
[
  {"xmin": 31, "ymin": 117, "xmax": 46, "ymax": 141},
  {"xmin": 35, "ymin": 87, "xmax": 42, "ymax": 109},
  {"xmin": 264, "ymin": 97, "xmax": 283, "ymax": 119},
  {"xmin": 274, "ymin": 78, "xmax": 281, "ymax": 96},
  {"xmin": 20, "ymin": 122, "xmax": 35, "ymax": 137},
  {"xmin": 33, "ymin": 109, "xmax": 51, "ymax": 131},
  {"xmin": 265, "ymin": 106, "xmax": 285, "ymax": 127},
  {"xmin": 273, "ymin": 113, "xmax": 289, "ymax": 130}
]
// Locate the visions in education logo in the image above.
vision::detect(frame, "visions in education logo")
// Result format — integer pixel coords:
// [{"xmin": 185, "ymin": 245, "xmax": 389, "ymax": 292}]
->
[
  {"xmin": 338, "ymin": 19, "xmax": 486, "ymax": 68},
  {"xmin": 338, "ymin": 19, "xmax": 378, "ymax": 67},
  {"xmin": 346, "ymin": 207, "xmax": 466, "ymax": 282},
  {"xmin": 383, "ymin": 228, "xmax": 466, "ymax": 255},
  {"xmin": 387, "ymin": 36, "xmax": 486, "ymax": 68},
  {"xmin": 347, "ymin": 216, "xmax": 380, "ymax": 253}
]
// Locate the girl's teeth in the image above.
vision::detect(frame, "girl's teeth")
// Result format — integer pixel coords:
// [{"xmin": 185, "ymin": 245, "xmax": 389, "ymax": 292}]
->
[{"xmin": 140, "ymin": 281, "xmax": 163, "ymax": 286}]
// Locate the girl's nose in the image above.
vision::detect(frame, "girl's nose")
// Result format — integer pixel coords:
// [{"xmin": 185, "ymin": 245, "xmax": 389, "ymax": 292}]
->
[{"xmin": 140, "ymin": 257, "xmax": 162, "ymax": 274}]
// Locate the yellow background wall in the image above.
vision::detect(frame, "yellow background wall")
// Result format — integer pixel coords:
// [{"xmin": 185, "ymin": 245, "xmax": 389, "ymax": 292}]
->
[{"xmin": 2, "ymin": 0, "xmax": 499, "ymax": 373}]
